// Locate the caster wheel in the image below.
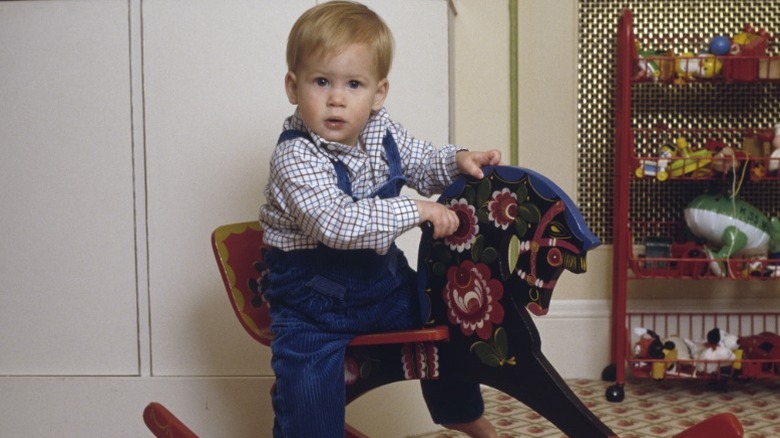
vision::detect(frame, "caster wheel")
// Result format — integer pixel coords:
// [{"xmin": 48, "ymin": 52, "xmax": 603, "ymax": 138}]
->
[
  {"xmin": 605, "ymin": 383, "xmax": 624, "ymax": 403},
  {"xmin": 601, "ymin": 364, "xmax": 616, "ymax": 381}
]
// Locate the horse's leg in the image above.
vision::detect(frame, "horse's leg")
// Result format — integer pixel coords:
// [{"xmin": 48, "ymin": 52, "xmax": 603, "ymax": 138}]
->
[{"xmin": 480, "ymin": 300, "xmax": 617, "ymax": 438}]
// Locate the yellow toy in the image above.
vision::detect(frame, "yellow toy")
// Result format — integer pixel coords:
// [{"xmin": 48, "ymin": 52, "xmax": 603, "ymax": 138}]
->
[
  {"xmin": 674, "ymin": 53, "xmax": 723, "ymax": 84},
  {"xmin": 668, "ymin": 137, "xmax": 712, "ymax": 177},
  {"xmin": 635, "ymin": 142, "xmax": 675, "ymax": 180}
]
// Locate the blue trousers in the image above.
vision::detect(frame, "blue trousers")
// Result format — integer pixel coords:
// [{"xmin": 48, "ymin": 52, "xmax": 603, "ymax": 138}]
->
[{"xmin": 265, "ymin": 246, "xmax": 484, "ymax": 437}]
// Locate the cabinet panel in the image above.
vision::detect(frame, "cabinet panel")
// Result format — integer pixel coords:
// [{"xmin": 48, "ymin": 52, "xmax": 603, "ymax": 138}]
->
[
  {"xmin": 0, "ymin": 0, "xmax": 138, "ymax": 375},
  {"xmin": 143, "ymin": 0, "xmax": 306, "ymax": 376},
  {"xmin": 144, "ymin": 0, "xmax": 450, "ymax": 375}
]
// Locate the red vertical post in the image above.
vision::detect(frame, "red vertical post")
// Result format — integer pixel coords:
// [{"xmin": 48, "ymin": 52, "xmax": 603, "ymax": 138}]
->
[{"xmin": 610, "ymin": 8, "xmax": 634, "ymax": 393}]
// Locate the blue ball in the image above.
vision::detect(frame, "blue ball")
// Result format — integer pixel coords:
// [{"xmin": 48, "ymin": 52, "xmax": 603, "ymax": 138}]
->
[{"xmin": 709, "ymin": 35, "xmax": 731, "ymax": 56}]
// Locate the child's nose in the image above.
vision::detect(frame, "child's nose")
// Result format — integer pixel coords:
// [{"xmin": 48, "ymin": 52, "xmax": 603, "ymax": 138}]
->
[{"xmin": 327, "ymin": 87, "xmax": 346, "ymax": 106}]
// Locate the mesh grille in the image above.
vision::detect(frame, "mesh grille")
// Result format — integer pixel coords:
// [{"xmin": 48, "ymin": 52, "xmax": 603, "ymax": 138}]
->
[{"xmin": 577, "ymin": 0, "xmax": 780, "ymax": 244}]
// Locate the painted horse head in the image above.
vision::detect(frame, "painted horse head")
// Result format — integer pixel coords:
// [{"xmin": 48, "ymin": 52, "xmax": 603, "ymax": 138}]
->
[{"xmin": 418, "ymin": 166, "xmax": 600, "ymax": 336}]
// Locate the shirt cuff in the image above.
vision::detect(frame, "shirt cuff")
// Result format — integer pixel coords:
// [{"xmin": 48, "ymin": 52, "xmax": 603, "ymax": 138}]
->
[
  {"xmin": 389, "ymin": 195, "xmax": 420, "ymax": 232},
  {"xmin": 445, "ymin": 145, "xmax": 462, "ymax": 180}
]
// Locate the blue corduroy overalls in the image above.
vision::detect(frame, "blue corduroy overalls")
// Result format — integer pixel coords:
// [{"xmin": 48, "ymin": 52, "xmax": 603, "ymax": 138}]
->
[{"xmin": 265, "ymin": 129, "xmax": 483, "ymax": 437}]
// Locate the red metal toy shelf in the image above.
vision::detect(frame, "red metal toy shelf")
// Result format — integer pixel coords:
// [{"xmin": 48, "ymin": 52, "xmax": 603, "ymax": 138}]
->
[
  {"xmin": 607, "ymin": 9, "xmax": 780, "ymax": 401},
  {"xmin": 626, "ymin": 312, "xmax": 780, "ymax": 382}
]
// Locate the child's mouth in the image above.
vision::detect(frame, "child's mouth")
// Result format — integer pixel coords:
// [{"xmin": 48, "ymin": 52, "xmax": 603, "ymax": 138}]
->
[{"xmin": 325, "ymin": 118, "xmax": 345, "ymax": 129}]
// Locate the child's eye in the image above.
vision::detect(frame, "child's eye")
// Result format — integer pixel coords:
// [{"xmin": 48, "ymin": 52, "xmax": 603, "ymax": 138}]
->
[
  {"xmin": 347, "ymin": 80, "xmax": 361, "ymax": 89},
  {"xmin": 316, "ymin": 78, "xmax": 329, "ymax": 87}
]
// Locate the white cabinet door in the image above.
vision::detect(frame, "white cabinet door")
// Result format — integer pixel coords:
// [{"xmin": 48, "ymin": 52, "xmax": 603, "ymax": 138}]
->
[
  {"xmin": 0, "ymin": 0, "xmax": 138, "ymax": 375},
  {"xmin": 143, "ymin": 0, "xmax": 450, "ymax": 376}
]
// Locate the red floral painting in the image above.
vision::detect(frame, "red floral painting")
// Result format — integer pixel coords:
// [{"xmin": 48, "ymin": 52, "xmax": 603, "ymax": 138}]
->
[
  {"xmin": 487, "ymin": 187, "xmax": 519, "ymax": 230},
  {"xmin": 444, "ymin": 198, "xmax": 479, "ymax": 252},
  {"xmin": 443, "ymin": 259, "xmax": 504, "ymax": 340}
]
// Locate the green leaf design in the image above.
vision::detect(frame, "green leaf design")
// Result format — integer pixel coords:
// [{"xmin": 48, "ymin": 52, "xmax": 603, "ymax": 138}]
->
[
  {"xmin": 515, "ymin": 183, "xmax": 528, "ymax": 202},
  {"xmin": 470, "ymin": 342, "xmax": 502, "ymax": 367},
  {"xmin": 476, "ymin": 209, "xmax": 490, "ymax": 225},
  {"xmin": 463, "ymin": 186, "xmax": 476, "ymax": 205},
  {"xmin": 476, "ymin": 179, "xmax": 492, "ymax": 207},
  {"xmin": 518, "ymin": 204, "xmax": 541, "ymax": 223},
  {"xmin": 480, "ymin": 247, "xmax": 498, "ymax": 264},
  {"xmin": 515, "ymin": 218, "xmax": 528, "ymax": 237},
  {"xmin": 471, "ymin": 234, "xmax": 484, "ymax": 261},
  {"xmin": 494, "ymin": 327, "xmax": 509, "ymax": 359},
  {"xmin": 507, "ymin": 235, "xmax": 520, "ymax": 274},
  {"xmin": 470, "ymin": 328, "xmax": 517, "ymax": 367}
]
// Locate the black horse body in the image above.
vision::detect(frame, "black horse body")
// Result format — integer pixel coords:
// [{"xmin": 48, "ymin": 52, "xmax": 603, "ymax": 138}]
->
[{"xmin": 344, "ymin": 166, "xmax": 616, "ymax": 437}]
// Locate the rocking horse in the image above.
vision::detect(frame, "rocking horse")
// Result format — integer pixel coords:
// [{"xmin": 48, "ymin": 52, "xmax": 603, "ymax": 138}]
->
[{"xmin": 144, "ymin": 165, "xmax": 743, "ymax": 437}]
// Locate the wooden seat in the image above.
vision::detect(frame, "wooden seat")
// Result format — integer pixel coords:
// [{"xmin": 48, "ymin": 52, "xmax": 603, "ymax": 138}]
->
[{"xmin": 210, "ymin": 220, "xmax": 450, "ymax": 349}]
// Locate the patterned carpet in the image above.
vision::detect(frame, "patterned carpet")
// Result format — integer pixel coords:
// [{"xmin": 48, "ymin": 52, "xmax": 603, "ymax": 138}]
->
[{"xmin": 410, "ymin": 378, "xmax": 780, "ymax": 438}]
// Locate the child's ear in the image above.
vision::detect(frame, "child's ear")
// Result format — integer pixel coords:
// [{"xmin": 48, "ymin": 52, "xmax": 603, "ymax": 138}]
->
[
  {"xmin": 285, "ymin": 72, "xmax": 298, "ymax": 105},
  {"xmin": 372, "ymin": 78, "xmax": 389, "ymax": 112}
]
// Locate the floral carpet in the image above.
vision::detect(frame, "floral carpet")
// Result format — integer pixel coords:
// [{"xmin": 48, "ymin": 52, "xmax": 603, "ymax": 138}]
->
[{"xmin": 410, "ymin": 378, "xmax": 780, "ymax": 438}]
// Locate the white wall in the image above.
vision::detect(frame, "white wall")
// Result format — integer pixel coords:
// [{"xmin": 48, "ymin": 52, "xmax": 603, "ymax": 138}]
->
[{"xmin": 0, "ymin": 1, "xmax": 452, "ymax": 436}]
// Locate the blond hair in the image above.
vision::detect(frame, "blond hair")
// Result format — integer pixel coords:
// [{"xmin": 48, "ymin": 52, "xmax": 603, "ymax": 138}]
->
[{"xmin": 286, "ymin": 1, "xmax": 394, "ymax": 79}]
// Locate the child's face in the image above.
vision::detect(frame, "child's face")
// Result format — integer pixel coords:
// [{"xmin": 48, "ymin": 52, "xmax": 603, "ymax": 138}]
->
[{"xmin": 285, "ymin": 43, "xmax": 388, "ymax": 147}]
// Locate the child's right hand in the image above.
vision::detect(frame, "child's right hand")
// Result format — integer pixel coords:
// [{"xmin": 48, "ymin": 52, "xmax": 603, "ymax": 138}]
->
[{"xmin": 415, "ymin": 200, "xmax": 459, "ymax": 239}]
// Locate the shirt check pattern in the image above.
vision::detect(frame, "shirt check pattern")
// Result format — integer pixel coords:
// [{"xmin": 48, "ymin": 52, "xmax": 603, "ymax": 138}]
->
[{"xmin": 259, "ymin": 107, "xmax": 461, "ymax": 255}]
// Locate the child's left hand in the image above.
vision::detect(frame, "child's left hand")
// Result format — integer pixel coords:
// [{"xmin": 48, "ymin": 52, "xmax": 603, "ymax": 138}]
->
[{"xmin": 456, "ymin": 149, "xmax": 502, "ymax": 179}]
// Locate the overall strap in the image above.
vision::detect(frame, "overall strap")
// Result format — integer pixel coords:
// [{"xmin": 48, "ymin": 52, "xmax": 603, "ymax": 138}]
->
[
  {"xmin": 373, "ymin": 128, "xmax": 406, "ymax": 198},
  {"xmin": 382, "ymin": 129, "xmax": 404, "ymax": 179},
  {"xmin": 277, "ymin": 129, "xmax": 353, "ymax": 197}
]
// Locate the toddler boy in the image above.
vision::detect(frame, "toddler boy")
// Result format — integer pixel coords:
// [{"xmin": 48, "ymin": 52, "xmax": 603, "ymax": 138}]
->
[{"xmin": 259, "ymin": 2, "xmax": 501, "ymax": 436}]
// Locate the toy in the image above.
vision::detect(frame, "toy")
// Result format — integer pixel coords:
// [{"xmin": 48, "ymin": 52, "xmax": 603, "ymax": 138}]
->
[
  {"xmin": 663, "ymin": 335, "xmax": 693, "ymax": 364},
  {"xmin": 634, "ymin": 41, "xmax": 674, "ymax": 82},
  {"xmin": 730, "ymin": 25, "xmax": 768, "ymax": 56},
  {"xmin": 704, "ymin": 139, "xmax": 744, "ymax": 174},
  {"xmin": 684, "ymin": 194, "xmax": 780, "ymax": 277},
  {"xmin": 740, "ymin": 331, "xmax": 780, "ymax": 376},
  {"xmin": 632, "ymin": 328, "xmax": 663, "ymax": 365},
  {"xmin": 729, "ymin": 26, "xmax": 769, "ymax": 81},
  {"xmin": 709, "ymin": 35, "xmax": 731, "ymax": 56},
  {"xmin": 691, "ymin": 328, "xmax": 740, "ymax": 376},
  {"xmin": 750, "ymin": 129, "xmax": 775, "ymax": 180},
  {"xmin": 770, "ymin": 123, "xmax": 780, "ymax": 174},
  {"xmin": 652, "ymin": 340, "xmax": 678, "ymax": 380},
  {"xmin": 635, "ymin": 142, "xmax": 675, "ymax": 180},
  {"xmin": 668, "ymin": 137, "xmax": 712, "ymax": 177},
  {"xmin": 670, "ymin": 240, "xmax": 708, "ymax": 278},
  {"xmin": 633, "ymin": 328, "xmax": 679, "ymax": 379},
  {"xmin": 674, "ymin": 53, "xmax": 723, "ymax": 83}
]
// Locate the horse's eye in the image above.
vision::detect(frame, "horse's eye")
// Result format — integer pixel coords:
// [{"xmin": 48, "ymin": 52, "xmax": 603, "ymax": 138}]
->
[{"xmin": 547, "ymin": 248, "xmax": 562, "ymax": 267}]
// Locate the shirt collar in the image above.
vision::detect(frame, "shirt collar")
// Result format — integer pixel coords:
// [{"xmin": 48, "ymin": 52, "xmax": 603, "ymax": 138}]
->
[{"xmin": 284, "ymin": 108, "xmax": 388, "ymax": 156}]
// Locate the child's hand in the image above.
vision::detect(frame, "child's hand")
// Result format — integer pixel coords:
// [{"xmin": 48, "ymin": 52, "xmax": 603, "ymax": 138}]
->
[
  {"xmin": 456, "ymin": 149, "xmax": 502, "ymax": 179},
  {"xmin": 415, "ymin": 200, "xmax": 459, "ymax": 239}
]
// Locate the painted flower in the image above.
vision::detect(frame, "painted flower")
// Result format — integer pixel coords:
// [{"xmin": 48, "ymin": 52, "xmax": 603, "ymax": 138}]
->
[
  {"xmin": 402, "ymin": 342, "xmax": 439, "ymax": 379},
  {"xmin": 443, "ymin": 260, "xmax": 504, "ymax": 340},
  {"xmin": 444, "ymin": 198, "xmax": 479, "ymax": 252},
  {"xmin": 487, "ymin": 187, "xmax": 518, "ymax": 230},
  {"xmin": 344, "ymin": 356, "xmax": 360, "ymax": 385},
  {"xmin": 248, "ymin": 261, "xmax": 269, "ymax": 308}
]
